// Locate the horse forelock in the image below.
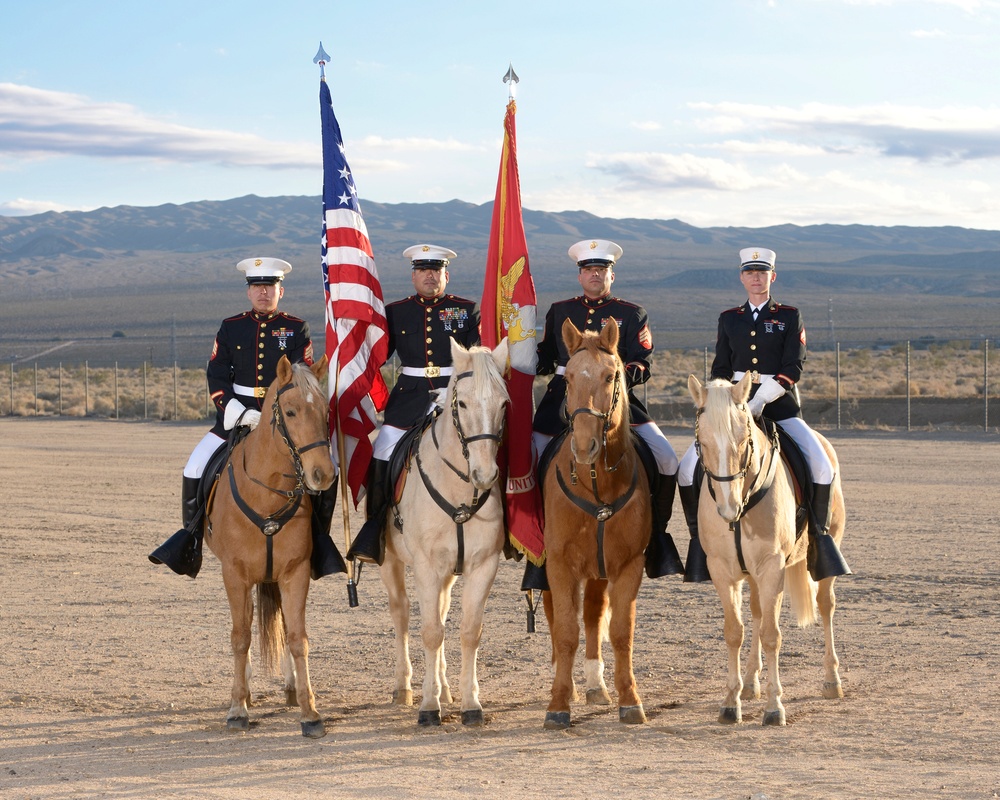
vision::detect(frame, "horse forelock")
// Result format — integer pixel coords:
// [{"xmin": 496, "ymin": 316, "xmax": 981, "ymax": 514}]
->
[
  {"xmin": 462, "ymin": 346, "xmax": 510, "ymax": 407},
  {"xmin": 290, "ymin": 361, "xmax": 323, "ymax": 406},
  {"xmin": 703, "ymin": 379, "xmax": 740, "ymax": 438}
]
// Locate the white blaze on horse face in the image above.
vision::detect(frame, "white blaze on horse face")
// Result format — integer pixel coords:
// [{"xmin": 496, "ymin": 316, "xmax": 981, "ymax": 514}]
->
[{"xmin": 711, "ymin": 428, "xmax": 743, "ymax": 521}]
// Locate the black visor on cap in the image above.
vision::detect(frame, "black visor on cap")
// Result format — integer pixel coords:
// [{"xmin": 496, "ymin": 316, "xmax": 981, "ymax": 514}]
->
[
  {"xmin": 740, "ymin": 262, "xmax": 773, "ymax": 272},
  {"xmin": 246, "ymin": 276, "xmax": 282, "ymax": 285},
  {"xmin": 577, "ymin": 258, "xmax": 613, "ymax": 269},
  {"xmin": 411, "ymin": 259, "xmax": 447, "ymax": 270}
]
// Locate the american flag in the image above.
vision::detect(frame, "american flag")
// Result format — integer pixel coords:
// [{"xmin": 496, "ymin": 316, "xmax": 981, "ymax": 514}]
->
[
  {"xmin": 481, "ymin": 97, "xmax": 545, "ymax": 563},
  {"xmin": 320, "ymin": 76, "xmax": 389, "ymax": 506}
]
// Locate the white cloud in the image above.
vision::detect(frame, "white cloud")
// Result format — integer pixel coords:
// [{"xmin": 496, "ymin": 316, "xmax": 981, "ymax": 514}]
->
[
  {"xmin": 690, "ymin": 101, "xmax": 1000, "ymax": 161},
  {"xmin": 630, "ymin": 121, "xmax": 662, "ymax": 132},
  {"xmin": 0, "ymin": 198, "xmax": 80, "ymax": 216},
  {"xmin": 910, "ymin": 28, "xmax": 948, "ymax": 37},
  {"xmin": 588, "ymin": 151, "xmax": 799, "ymax": 192}
]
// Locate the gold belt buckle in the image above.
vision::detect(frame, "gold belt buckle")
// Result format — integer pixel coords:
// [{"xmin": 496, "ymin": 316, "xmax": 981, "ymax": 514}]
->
[
  {"xmin": 748, "ymin": 370, "xmax": 761, "ymax": 384},
  {"xmin": 255, "ymin": 387, "xmax": 267, "ymax": 398},
  {"xmin": 424, "ymin": 366, "xmax": 441, "ymax": 378}
]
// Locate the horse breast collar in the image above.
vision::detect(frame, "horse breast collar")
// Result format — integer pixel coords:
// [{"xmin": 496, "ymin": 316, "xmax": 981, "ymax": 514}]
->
[{"xmin": 555, "ymin": 463, "xmax": 639, "ymax": 580}]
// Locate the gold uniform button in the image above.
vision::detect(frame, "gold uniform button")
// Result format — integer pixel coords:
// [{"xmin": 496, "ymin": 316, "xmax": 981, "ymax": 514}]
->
[
  {"xmin": 751, "ymin": 358, "xmax": 759, "ymax": 365},
  {"xmin": 750, "ymin": 330, "xmax": 756, "ymax": 337},
  {"xmin": 750, "ymin": 344, "xmax": 756, "ymax": 351},
  {"xmin": 426, "ymin": 337, "xmax": 432, "ymax": 343},
  {"xmin": 427, "ymin": 350, "xmax": 434, "ymax": 356}
]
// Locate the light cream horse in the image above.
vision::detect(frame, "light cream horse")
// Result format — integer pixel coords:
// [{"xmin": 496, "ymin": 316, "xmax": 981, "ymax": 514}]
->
[
  {"xmin": 205, "ymin": 355, "xmax": 335, "ymax": 738},
  {"xmin": 379, "ymin": 339, "xmax": 510, "ymax": 726},
  {"xmin": 688, "ymin": 373, "xmax": 846, "ymax": 726}
]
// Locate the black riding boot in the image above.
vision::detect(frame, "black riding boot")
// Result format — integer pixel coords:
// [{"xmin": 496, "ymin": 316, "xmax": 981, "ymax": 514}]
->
[
  {"xmin": 310, "ymin": 485, "xmax": 347, "ymax": 579},
  {"xmin": 679, "ymin": 482, "xmax": 711, "ymax": 583},
  {"xmin": 645, "ymin": 474, "xmax": 685, "ymax": 579},
  {"xmin": 347, "ymin": 459, "xmax": 390, "ymax": 565},
  {"xmin": 148, "ymin": 476, "xmax": 203, "ymax": 578},
  {"xmin": 521, "ymin": 560, "xmax": 549, "ymax": 591},
  {"xmin": 806, "ymin": 482, "xmax": 851, "ymax": 581}
]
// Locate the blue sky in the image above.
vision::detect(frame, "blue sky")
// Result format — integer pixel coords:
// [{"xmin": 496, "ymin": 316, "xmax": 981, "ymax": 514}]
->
[{"xmin": 3, "ymin": 0, "xmax": 1000, "ymax": 228}]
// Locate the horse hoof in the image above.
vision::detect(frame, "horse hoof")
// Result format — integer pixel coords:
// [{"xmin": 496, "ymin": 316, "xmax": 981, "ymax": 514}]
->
[
  {"xmin": 300, "ymin": 719, "xmax": 326, "ymax": 738},
  {"xmin": 284, "ymin": 689, "xmax": 297, "ymax": 706},
  {"xmin": 393, "ymin": 689, "xmax": 414, "ymax": 706},
  {"xmin": 226, "ymin": 716, "xmax": 249, "ymax": 732},
  {"xmin": 461, "ymin": 709, "xmax": 484, "ymax": 727},
  {"xmin": 585, "ymin": 687, "xmax": 612, "ymax": 706},
  {"xmin": 417, "ymin": 709, "xmax": 441, "ymax": 727},
  {"xmin": 718, "ymin": 706, "xmax": 741, "ymax": 725},
  {"xmin": 619, "ymin": 705, "xmax": 646, "ymax": 725},
  {"xmin": 762, "ymin": 709, "xmax": 786, "ymax": 727},
  {"xmin": 543, "ymin": 711, "xmax": 571, "ymax": 730},
  {"xmin": 822, "ymin": 681, "xmax": 844, "ymax": 700}
]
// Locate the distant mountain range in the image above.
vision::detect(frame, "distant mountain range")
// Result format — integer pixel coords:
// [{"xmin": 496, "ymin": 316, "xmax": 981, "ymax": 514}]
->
[{"xmin": 2, "ymin": 194, "xmax": 998, "ymax": 353}]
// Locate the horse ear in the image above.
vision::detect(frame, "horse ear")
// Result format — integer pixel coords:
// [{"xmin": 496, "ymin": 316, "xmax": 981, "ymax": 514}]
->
[
  {"xmin": 277, "ymin": 355, "xmax": 292, "ymax": 384},
  {"xmin": 561, "ymin": 318, "xmax": 583, "ymax": 354},
  {"xmin": 451, "ymin": 337, "xmax": 470, "ymax": 371},
  {"xmin": 492, "ymin": 337, "xmax": 510, "ymax": 374},
  {"xmin": 688, "ymin": 374, "xmax": 705, "ymax": 407},
  {"xmin": 733, "ymin": 372, "xmax": 753, "ymax": 405},
  {"xmin": 311, "ymin": 354, "xmax": 329, "ymax": 382},
  {"xmin": 599, "ymin": 317, "xmax": 619, "ymax": 354}
]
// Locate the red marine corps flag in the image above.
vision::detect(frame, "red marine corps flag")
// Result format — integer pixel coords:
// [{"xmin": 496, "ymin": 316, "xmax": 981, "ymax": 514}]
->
[
  {"xmin": 480, "ymin": 67, "xmax": 545, "ymax": 564},
  {"xmin": 316, "ymin": 45, "xmax": 389, "ymax": 513}
]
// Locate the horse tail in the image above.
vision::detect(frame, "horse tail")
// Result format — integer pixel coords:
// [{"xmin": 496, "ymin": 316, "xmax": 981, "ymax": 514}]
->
[
  {"xmin": 786, "ymin": 558, "xmax": 818, "ymax": 628},
  {"xmin": 256, "ymin": 583, "xmax": 286, "ymax": 674}
]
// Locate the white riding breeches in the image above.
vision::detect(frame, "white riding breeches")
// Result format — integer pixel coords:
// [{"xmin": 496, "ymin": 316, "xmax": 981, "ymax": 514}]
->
[
  {"xmin": 533, "ymin": 423, "xmax": 678, "ymax": 477},
  {"xmin": 677, "ymin": 418, "xmax": 834, "ymax": 486},
  {"xmin": 184, "ymin": 432, "xmax": 225, "ymax": 479},
  {"xmin": 373, "ymin": 424, "xmax": 407, "ymax": 461},
  {"xmin": 776, "ymin": 417, "xmax": 835, "ymax": 484}
]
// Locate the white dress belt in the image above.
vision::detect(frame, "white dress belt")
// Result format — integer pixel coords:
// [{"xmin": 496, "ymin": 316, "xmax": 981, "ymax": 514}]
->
[
  {"xmin": 732, "ymin": 370, "xmax": 774, "ymax": 385},
  {"xmin": 233, "ymin": 382, "xmax": 266, "ymax": 398},
  {"xmin": 400, "ymin": 366, "xmax": 454, "ymax": 378}
]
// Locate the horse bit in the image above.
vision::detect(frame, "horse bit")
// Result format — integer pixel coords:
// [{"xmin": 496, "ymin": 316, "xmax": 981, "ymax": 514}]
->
[{"xmin": 411, "ymin": 370, "xmax": 506, "ymax": 575}]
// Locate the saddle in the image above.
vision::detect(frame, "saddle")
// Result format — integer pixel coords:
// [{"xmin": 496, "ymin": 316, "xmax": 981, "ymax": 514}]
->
[{"xmin": 384, "ymin": 410, "xmax": 441, "ymax": 513}]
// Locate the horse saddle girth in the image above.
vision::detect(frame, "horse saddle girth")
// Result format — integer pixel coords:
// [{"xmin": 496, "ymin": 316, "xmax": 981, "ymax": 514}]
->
[{"xmin": 538, "ymin": 427, "xmax": 658, "ymax": 495}]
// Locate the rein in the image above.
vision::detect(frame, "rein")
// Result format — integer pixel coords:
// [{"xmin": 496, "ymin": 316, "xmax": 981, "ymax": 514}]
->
[
  {"xmin": 695, "ymin": 406, "xmax": 781, "ymax": 573},
  {"xmin": 225, "ymin": 380, "xmax": 329, "ymax": 582},
  {"xmin": 403, "ymin": 369, "xmax": 503, "ymax": 575}
]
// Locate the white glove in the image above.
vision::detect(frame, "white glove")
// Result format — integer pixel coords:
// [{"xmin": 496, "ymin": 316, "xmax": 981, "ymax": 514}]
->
[
  {"xmin": 223, "ymin": 398, "xmax": 247, "ymax": 430},
  {"xmin": 240, "ymin": 409, "xmax": 262, "ymax": 430},
  {"xmin": 747, "ymin": 376, "xmax": 786, "ymax": 418}
]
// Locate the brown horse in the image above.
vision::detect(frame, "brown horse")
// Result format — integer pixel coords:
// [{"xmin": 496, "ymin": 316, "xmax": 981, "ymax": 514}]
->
[
  {"xmin": 541, "ymin": 318, "xmax": 652, "ymax": 730},
  {"xmin": 204, "ymin": 354, "xmax": 335, "ymax": 738},
  {"xmin": 688, "ymin": 373, "xmax": 847, "ymax": 726}
]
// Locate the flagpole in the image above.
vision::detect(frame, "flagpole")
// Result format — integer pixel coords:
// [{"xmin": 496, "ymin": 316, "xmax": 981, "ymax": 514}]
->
[
  {"xmin": 315, "ymin": 41, "xmax": 360, "ymax": 607},
  {"xmin": 333, "ymin": 366, "xmax": 360, "ymax": 607}
]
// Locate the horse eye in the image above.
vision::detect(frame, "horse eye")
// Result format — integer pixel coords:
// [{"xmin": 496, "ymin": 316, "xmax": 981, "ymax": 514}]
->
[
  {"xmin": 605, "ymin": 375, "xmax": 613, "ymax": 383},
  {"xmin": 286, "ymin": 409, "xmax": 296, "ymax": 417},
  {"xmin": 458, "ymin": 400, "xmax": 467, "ymax": 409}
]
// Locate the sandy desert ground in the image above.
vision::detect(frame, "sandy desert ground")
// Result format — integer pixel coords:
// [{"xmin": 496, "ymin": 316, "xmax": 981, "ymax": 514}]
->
[{"xmin": 1, "ymin": 418, "xmax": 998, "ymax": 800}]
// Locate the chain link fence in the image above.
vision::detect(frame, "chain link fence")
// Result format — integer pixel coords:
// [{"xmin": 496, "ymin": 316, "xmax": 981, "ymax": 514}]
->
[{"xmin": 2, "ymin": 337, "xmax": 996, "ymax": 433}]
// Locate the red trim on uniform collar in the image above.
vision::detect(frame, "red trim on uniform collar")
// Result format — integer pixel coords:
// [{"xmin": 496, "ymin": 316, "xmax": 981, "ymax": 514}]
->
[
  {"xmin": 582, "ymin": 294, "xmax": 611, "ymax": 305},
  {"xmin": 250, "ymin": 311, "xmax": 278, "ymax": 321}
]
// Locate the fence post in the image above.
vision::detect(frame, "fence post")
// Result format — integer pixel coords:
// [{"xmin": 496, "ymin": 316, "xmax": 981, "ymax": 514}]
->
[
  {"xmin": 115, "ymin": 362, "xmax": 120, "ymax": 420},
  {"xmin": 703, "ymin": 347, "xmax": 709, "ymax": 383},
  {"xmin": 9, "ymin": 363, "xmax": 13, "ymax": 416},
  {"xmin": 34, "ymin": 361, "xmax": 38, "ymax": 416},
  {"xmin": 85, "ymin": 361, "xmax": 90, "ymax": 416},
  {"xmin": 906, "ymin": 341, "xmax": 911, "ymax": 432},
  {"xmin": 836, "ymin": 342, "xmax": 841, "ymax": 431},
  {"xmin": 143, "ymin": 362, "xmax": 148, "ymax": 419},
  {"xmin": 173, "ymin": 362, "xmax": 179, "ymax": 420},
  {"xmin": 985, "ymin": 339, "xmax": 990, "ymax": 433},
  {"xmin": 59, "ymin": 362, "xmax": 63, "ymax": 416}
]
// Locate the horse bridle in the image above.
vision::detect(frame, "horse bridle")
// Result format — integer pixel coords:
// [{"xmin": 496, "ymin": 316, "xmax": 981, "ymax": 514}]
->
[
  {"xmin": 565, "ymin": 366, "xmax": 626, "ymax": 476},
  {"xmin": 226, "ymin": 380, "xmax": 329, "ymax": 538},
  {"xmin": 560, "ymin": 365, "xmax": 637, "ymax": 579},
  {"xmin": 694, "ymin": 403, "xmax": 780, "ymax": 573},
  {"xmin": 412, "ymin": 369, "xmax": 506, "ymax": 576}
]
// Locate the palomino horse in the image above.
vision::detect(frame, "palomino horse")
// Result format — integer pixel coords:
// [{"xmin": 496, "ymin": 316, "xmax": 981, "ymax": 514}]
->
[
  {"xmin": 688, "ymin": 373, "xmax": 847, "ymax": 726},
  {"xmin": 541, "ymin": 318, "xmax": 652, "ymax": 730},
  {"xmin": 379, "ymin": 338, "xmax": 510, "ymax": 726},
  {"xmin": 205, "ymin": 354, "xmax": 335, "ymax": 738}
]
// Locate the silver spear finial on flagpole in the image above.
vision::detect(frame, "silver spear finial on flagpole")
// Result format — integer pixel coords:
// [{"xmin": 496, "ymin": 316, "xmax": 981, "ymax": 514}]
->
[
  {"xmin": 314, "ymin": 42, "xmax": 332, "ymax": 79},
  {"xmin": 503, "ymin": 63, "xmax": 519, "ymax": 100}
]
